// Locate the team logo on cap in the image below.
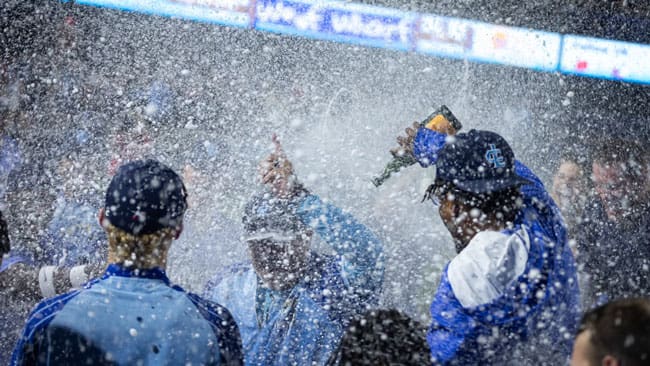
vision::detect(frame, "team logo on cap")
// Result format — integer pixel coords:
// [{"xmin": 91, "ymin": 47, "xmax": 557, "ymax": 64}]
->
[{"xmin": 485, "ymin": 144, "xmax": 506, "ymax": 168}]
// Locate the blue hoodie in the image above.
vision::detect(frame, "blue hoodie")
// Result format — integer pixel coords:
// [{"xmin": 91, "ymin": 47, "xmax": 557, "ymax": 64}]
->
[
  {"xmin": 415, "ymin": 128, "xmax": 580, "ymax": 365},
  {"xmin": 12, "ymin": 264, "xmax": 243, "ymax": 366},
  {"xmin": 203, "ymin": 194, "xmax": 384, "ymax": 365}
]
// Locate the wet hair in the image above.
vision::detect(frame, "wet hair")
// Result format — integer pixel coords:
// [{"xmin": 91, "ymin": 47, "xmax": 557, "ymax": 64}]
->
[
  {"xmin": 326, "ymin": 309, "xmax": 430, "ymax": 366},
  {"xmin": 424, "ymin": 179, "xmax": 522, "ymax": 224},
  {"xmin": 577, "ymin": 298, "xmax": 650, "ymax": 366},
  {"xmin": 0, "ymin": 210, "xmax": 9, "ymax": 256},
  {"xmin": 104, "ymin": 222, "xmax": 176, "ymax": 268}
]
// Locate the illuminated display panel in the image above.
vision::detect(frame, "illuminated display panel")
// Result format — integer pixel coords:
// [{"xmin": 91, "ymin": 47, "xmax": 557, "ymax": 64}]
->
[
  {"xmin": 561, "ymin": 35, "xmax": 650, "ymax": 84},
  {"xmin": 70, "ymin": 0, "xmax": 650, "ymax": 84}
]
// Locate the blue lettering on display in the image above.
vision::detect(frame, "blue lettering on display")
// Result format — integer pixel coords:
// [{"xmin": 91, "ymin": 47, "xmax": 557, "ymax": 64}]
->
[
  {"xmin": 485, "ymin": 144, "xmax": 506, "ymax": 168},
  {"xmin": 255, "ymin": 0, "xmax": 413, "ymax": 50},
  {"xmin": 67, "ymin": 0, "xmax": 650, "ymax": 85}
]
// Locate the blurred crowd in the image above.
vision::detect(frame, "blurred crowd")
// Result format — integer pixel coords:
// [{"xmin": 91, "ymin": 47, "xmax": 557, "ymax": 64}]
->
[{"xmin": 551, "ymin": 138, "xmax": 650, "ymax": 307}]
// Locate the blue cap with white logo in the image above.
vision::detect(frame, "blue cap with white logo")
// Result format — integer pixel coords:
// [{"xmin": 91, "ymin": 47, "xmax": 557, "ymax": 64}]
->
[{"xmin": 435, "ymin": 129, "xmax": 532, "ymax": 193}]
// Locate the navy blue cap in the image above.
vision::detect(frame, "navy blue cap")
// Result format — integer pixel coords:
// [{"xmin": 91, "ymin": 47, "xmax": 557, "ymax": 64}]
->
[
  {"xmin": 435, "ymin": 129, "xmax": 532, "ymax": 193},
  {"xmin": 104, "ymin": 160, "xmax": 187, "ymax": 235}
]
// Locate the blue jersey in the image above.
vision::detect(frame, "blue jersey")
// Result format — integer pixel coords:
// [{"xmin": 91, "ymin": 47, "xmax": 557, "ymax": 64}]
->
[
  {"xmin": 12, "ymin": 263, "xmax": 243, "ymax": 366},
  {"xmin": 203, "ymin": 194, "xmax": 384, "ymax": 365},
  {"xmin": 415, "ymin": 128, "xmax": 580, "ymax": 365}
]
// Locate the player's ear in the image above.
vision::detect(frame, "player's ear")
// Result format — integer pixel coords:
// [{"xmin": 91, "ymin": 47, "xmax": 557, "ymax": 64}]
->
[
  {"xmin": 98, "ymin": 208, "xmax": 106, "ymax": 228},
  {"xmin": 174, "ymin": 222, "xmax": 183, "ymax": 240},
  {"xmin": 602, "ymin": 355, "xmax": 621, "ymax": 366}
]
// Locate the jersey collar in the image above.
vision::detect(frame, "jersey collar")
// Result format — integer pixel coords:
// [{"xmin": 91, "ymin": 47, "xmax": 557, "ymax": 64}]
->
[{"xmin": 105, "ymin": 263, "xmax": 170, "ymax": 285}]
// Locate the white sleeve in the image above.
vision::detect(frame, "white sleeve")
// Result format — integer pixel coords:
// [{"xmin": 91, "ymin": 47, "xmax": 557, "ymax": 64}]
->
[
  {"xmin": 447, "ymin": 227, "xmax": 530, "ymax": 308},
  {"xmin": 38, "ymin": 265, "xmax": 57, "ymax": 298},
  {"xmin": 69, "ymin": 265, "xmax": 88, "ymax": 288}
]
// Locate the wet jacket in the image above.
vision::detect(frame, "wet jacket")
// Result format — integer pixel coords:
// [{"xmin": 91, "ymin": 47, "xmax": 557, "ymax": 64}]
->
[
  {"xmin": 575, "ymin": 201, "xmax": 650, "ymax": 306},
  {"xmin": 414, "ymin": 128, "xmax": 580, "ymax": 365},
  {"xmin": 203, "ymin": 194, "xmax": 384, "ymax": 366},
  {"xmin": 11, "ymin": 263, "xmax": 243, "ymax": 366},
  {"xmin": 1, "ymin": 257, "xmax": 106, "ymax": 365}
]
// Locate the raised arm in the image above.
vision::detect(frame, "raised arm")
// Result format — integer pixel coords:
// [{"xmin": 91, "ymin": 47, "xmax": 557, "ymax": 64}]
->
[
  {"xmin": 413, "ymin": 127, "xmax": 448, "ymax": 168},
  {"xmin": 297, "ymin": 194, "xmax": 383, "ymax": 292},
  {"xmin": 259, "ymin": 135, "xmax": 384, "ymax": 292},
  {"xmin": 411, "ymin": 127, "xmax": 564, "ymax": 241}
]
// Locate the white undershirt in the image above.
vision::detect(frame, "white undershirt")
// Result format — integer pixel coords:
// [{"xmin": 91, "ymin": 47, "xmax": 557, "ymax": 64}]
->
[{"xmin": 447, "ymin": 226, "xmax": 530, "ymax": 308}]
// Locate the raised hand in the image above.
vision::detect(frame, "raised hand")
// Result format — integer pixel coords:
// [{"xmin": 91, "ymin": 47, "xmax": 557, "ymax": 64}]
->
[
  {"xmin": 390, "ymin": 121, "xmax": 420, "ymax": 160},
  {"xmin": 260, "ymin": 134, "xmax": 298, "ymax": 198}
]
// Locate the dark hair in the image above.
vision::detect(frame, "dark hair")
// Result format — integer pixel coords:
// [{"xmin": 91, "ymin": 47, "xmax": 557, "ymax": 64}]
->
[
  {"xmin": 578, "ymin": 298, "xmax": 650, "ymax": 366},
  {"xmin": 326, "ymin": 309, "xmax": 430, "ymax": 366},
  {"xmin": 424, "ymin": 179, "xmax": 522, "ymax": 224},
  {"xmin": 590, "ymin": 138, "xmax": 648, "ymax": 178},
  {"xmin": 0, "ymin": 210, "xmax": 9, "ymax": 256}
]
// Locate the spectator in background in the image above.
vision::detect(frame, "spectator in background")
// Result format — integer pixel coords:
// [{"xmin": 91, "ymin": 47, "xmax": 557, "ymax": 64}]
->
[
  {"xmin": 576, "ymin": 138, "xmax": 650, "ymax": 306},
  {"xmin": 551, "ymin": 148, "xmax": 596, "ymax": 309},
  {"xmin": 551, "ymin": 148, "xmax": 591, "ymax": 245},
  {"xmin": 325, "ymin": 308, "xmax": 431, "ymax": 366},
  {"xmin": 12, "ymin": 160, "xmax": 243, "ymax": 365},
  {"xmin": 571, "ymin": 298, "xmax": 650, "ymax": 366}
]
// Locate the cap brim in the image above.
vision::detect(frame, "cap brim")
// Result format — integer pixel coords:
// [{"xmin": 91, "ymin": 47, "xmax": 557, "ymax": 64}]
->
[
  {"xmin": 453, "ymin": 174, "xmax": 533, "ymax": 194},
  {"xmin": 244, "ymin": 232, "xmax": 297, "ymax": 243}
]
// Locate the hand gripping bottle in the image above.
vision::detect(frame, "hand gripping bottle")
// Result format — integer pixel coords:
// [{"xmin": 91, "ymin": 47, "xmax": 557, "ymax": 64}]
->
[{"xmin": 372, "ymin": 105, "xmax": 462, "ymax": 187}]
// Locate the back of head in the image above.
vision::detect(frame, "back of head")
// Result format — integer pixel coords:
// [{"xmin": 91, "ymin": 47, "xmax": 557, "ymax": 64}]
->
[
  {"xmin": 105, "ymin": 159, "xmax": 187, "ymax": 236},
  {"xmin": 103, "ymin": 160, "xmax": 187, "ymax": 267},
  {"xmin": 578, "ymin": 298, "xmax": 650, "ymax": 366},
  {"xmin": 326, "ymin": 309, "xmax": 430, "ymax": 366}
]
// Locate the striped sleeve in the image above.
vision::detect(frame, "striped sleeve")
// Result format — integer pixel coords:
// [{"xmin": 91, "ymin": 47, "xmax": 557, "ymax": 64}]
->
[
  {"xmin": 186, "ymin": 292, "xmax": 244, "ymax": 366},
  {"xmin": 10, "ymin": 289, "xmax": 82, "ymax": 365}
]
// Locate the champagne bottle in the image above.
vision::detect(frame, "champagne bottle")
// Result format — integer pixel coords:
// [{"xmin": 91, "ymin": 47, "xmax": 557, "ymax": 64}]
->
[{"xmin": 372, "ymin": 105, "xmax": 461, "ymax": 187}]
